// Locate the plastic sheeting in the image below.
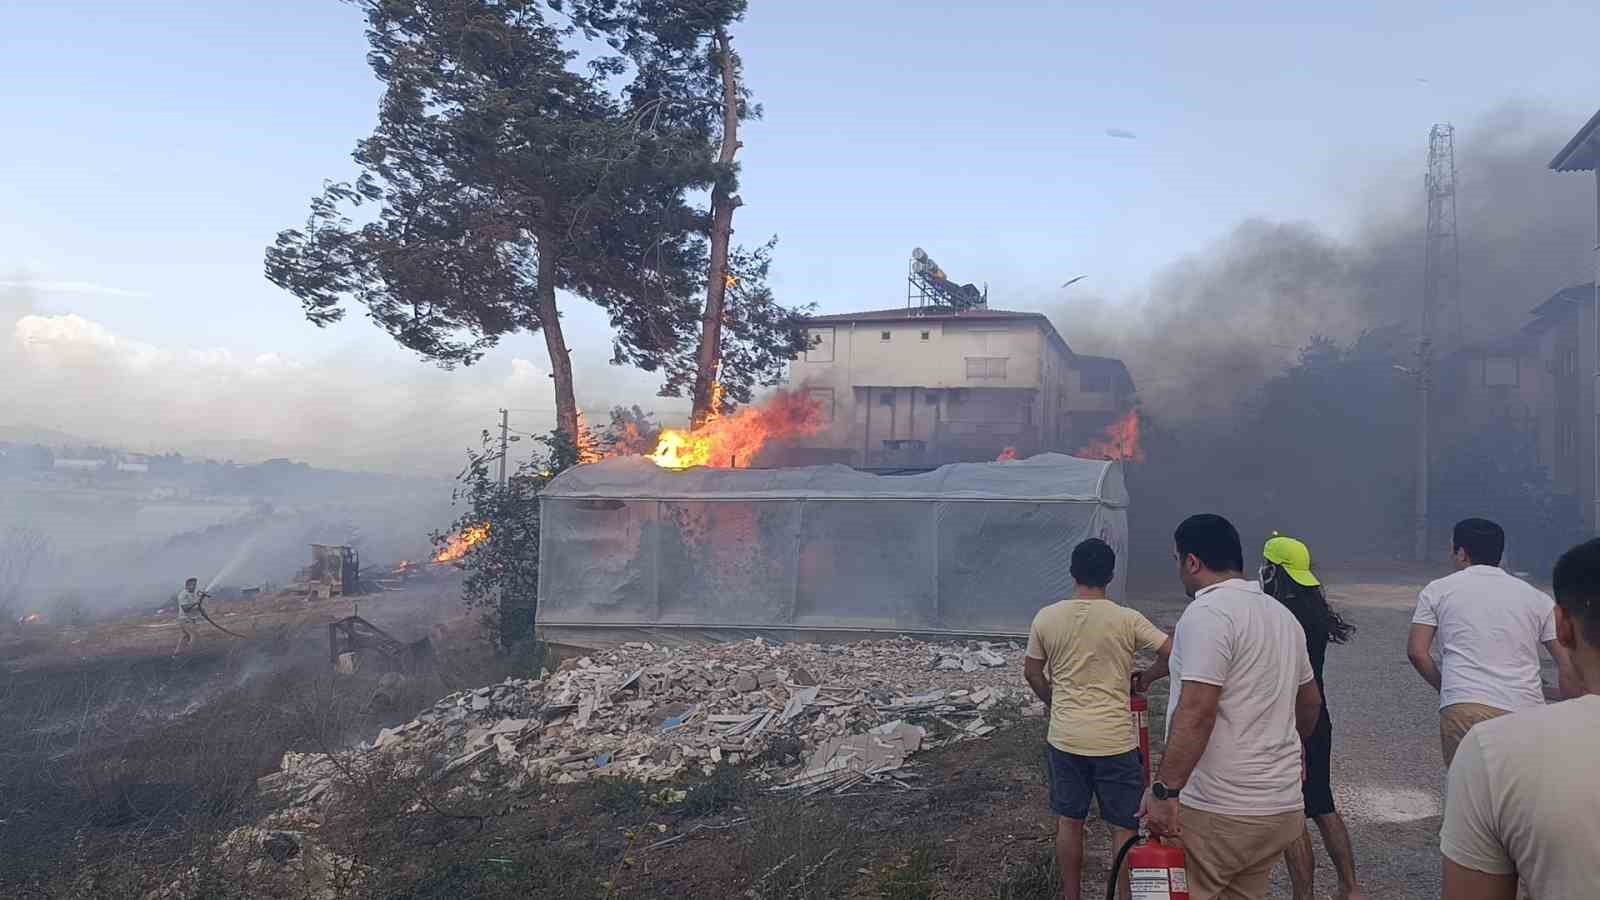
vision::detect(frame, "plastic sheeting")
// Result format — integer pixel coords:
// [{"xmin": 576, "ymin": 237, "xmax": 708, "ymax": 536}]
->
[{"xmin": 537, "ymin": 453, "xmax": 1128, "ymax": 637}]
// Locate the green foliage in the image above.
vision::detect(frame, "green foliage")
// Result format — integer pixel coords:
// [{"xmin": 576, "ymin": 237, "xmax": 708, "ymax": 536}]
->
[
  {"xmin": 658, "ymin": 237, "xmax": 814, "ymax": 409},
  {"xmin": 265, "ymin": 0, "xmax": 717, "ymax": 425},
  {"xmin": 436, "ymin": 426, "xmax": 578, "ymax": 646}
]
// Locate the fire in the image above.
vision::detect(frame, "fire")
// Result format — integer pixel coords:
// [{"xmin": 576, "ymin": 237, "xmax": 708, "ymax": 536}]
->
[
  {"xmin": 433, "ymin": 524, "xmax": 490, "ymax": 563},
  {"xmin": 1078, "ymin": 410, "xmax": 1144, "ymax": 463},
  {"xmin": 645, "ymin": 390, "xmax": 824, "ymax": 469},
  {"xmin": 19, "ymin": 613, "xmax": 42, "ymax": 625},
  {"xmin": 575, "ymin": 411, "xmax": 602, "ymax": 464},
  {"xmin": 996, "ymin": 447, "xmax": 1019, "ymax": 462}
]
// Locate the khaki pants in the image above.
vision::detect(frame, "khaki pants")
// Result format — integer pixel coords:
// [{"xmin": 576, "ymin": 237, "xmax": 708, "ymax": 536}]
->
[
  {"xmin": 1172, "ymin": 806, "xmax": 1304, "ymax": 900},
  {"xmin": 1440, "ymin": 703, "xmax": 1509, "ymax": 769}
]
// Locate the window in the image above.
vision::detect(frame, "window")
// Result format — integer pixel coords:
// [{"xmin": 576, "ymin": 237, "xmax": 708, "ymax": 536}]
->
[
  {"xmin": 1080, "ymin": 373, "xmax": 1113, "ymax": 393},
  {"xmin": 879, "ymin": 392, "xmax": 895, "ymax": 406},
  {"xmin": 965, "ymin": 357, "xmax": 1008, "ymax": 380},
  {"xmin": 1484, "ymin": 356, "xmax": 1518, "ymax": 387},
  {"xmin": 880, "ymin": 330, "xmax": 892, "ymax": 341},
  {"xmin": 803, "ymin": 327, "xmax": 834, "ymax": 363},
  {"xmin": 920, "ymin": 330, "xmax": 931, "ymax": 341},
  {"xmin": 806, "ymin": 388, "xmax": 835, "ymax": 423},
  {"xmin": 1559, "ymin": 419, "xmax": 1578, "ymax": 460},
  {"xmin": 968, "ymin": 329, "xmax": 1009, "ymax": 355},
  {"xmin": 1562, "ymin": 347, "xmax": 1579, "ymax": 379}
]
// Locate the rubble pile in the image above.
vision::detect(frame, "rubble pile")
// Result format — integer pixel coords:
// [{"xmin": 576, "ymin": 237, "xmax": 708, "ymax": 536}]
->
[{"xmin": 261, "ymin": 637, "xmax": 1034, "ymax": 809}]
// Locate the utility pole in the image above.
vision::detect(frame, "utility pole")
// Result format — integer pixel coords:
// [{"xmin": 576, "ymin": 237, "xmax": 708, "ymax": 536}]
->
[
  {"xmin": 1418, "ymin": 124, "xmax": 1461, "ymax": 561},
  {"xmin": 498, "ymin": 408, "xmax": 509, "ymax": 487}
]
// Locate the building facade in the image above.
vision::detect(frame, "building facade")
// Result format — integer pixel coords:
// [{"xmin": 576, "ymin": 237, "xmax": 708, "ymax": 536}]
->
[
  {"xmin": 1437, "ymin": 284, "xmax": 1596, "ymax": 528},
  {"xmin": 781, "ymin": 307, "xmax": 1134, "ymax": 467},
  {"xmin": 1549, "ymin": 108, "xmax": 1600, "ymax": 530}
]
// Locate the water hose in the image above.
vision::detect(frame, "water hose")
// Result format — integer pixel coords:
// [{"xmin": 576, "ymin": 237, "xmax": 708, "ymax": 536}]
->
[
  {"xmin": 195, "ymin": 593, "xmax": 251, "ymax": 640},
  {"xmin": 1106, "ymin": 834, "xmax": 1140, "ymax": 900}
]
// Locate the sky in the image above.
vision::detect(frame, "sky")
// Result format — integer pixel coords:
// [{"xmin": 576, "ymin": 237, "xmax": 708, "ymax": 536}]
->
[{"xmin": 1, "ymin": 0, "xmax": 1597, "ymax": 474}]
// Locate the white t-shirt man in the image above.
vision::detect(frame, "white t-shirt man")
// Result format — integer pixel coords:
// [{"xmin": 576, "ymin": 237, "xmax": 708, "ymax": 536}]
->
[
  {"xmin": 1165, "ymin": 578, "xmax": 1315, "ymax": 816},
  {"xmin": 1441, "ymin": 695, "xmax": 1600, "ymax": 897},
  {"xmin": 1412, "ymin": 566, "xmax": 1556, "ymax": 712}
]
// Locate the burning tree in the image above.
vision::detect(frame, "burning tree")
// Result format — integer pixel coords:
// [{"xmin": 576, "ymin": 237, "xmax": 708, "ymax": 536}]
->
[{"xmin": 570, "ymin": 1, "xmax": 812, "ymax": 425}]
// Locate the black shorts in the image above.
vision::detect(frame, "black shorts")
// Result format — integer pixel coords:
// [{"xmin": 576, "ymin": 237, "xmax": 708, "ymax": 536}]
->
[
  {"xmin": 1303, "ymin": 708, "xmax": 1335, "ymax": 818},
  {"xmin": 1045, "ymin": 745, "xmax": 1144, "ymax": 830}
]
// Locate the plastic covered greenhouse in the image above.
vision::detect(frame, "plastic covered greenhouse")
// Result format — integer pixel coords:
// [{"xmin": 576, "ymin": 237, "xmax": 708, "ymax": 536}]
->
[{"xmin": 536, "ymin": 453, "xmax": 1128, "ymax": 640}]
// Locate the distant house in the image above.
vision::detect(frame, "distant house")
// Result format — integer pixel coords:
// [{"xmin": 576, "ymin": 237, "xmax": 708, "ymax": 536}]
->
[
  {"xmin": 53, "ymin": 458, "xmax": 106, "ymax": 472},
  {"xmin": 782, "ymin": 306, "xmax": 1135, "ymax": 467}
]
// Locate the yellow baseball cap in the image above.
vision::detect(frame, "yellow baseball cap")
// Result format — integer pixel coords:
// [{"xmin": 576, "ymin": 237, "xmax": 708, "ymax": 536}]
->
[{"xmin": 1263, "ymin": 533, "xmax": 1320, "ymax": 587}]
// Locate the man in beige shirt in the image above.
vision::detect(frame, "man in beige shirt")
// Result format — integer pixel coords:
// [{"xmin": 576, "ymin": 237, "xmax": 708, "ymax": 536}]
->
[
  {"xmin": 1440, "ymin": 537, "xmax": 1600, "ymax": 899},
  {"xmin": 1025, "ymin": 538, "xmax": 1171, "ymax": 900}
]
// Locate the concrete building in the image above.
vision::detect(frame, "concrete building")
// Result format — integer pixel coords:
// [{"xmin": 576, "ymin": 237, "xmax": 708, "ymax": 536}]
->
[
  {"xmin": 1438, "ymin": 284, "xmax": 1594, "ymax": 524},
  {"xmin": 1550, "ymin": 108, "xmax": 1600, "ymax": 530},
  {"xmin": 782, "ymin": 307, "xmax": 1133, "ymax": 467}
]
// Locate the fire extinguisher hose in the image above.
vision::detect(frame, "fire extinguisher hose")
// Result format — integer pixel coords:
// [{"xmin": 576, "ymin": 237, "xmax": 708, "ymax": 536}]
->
[{"xmin": 1107, "ymin": 834, "xmax": 1141, "ymax": 900}]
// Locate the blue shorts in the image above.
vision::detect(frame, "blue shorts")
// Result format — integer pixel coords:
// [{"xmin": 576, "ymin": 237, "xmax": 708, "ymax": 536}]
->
[{"xmin": 1045, "ymin": 745, "xmax": 1144, "ymax": 830}]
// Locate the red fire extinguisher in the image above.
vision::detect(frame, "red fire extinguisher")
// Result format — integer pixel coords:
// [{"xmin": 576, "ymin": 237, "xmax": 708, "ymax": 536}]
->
[
  {"xmin": 1129, "ymin": 691, "xmax": 1151, "ymax": 787},
  {"xmin": 1130, "ymin": 674, "xmax": 1151, "ymax": 786},
  {"xmin": 1111, "ymin": 835, "xmax": 1189, "ymax": 900}
]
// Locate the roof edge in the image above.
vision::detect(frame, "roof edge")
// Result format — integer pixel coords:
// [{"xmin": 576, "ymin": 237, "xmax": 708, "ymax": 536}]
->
[{"xmin": 1550, "ymin": 107, "xmax": 1600, "ymax": 171}]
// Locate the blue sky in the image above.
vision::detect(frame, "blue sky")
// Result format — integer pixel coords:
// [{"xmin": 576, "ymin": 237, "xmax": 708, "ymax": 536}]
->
[{"xmin": 2, "ymin": 1, "xmax": 1596, "ymax": 470}]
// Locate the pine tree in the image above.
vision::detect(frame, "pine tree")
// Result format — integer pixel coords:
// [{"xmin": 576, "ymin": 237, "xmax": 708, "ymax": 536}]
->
[{"xmin": 265, "ymin": 0, "xmax": 714, "ymax": 440}]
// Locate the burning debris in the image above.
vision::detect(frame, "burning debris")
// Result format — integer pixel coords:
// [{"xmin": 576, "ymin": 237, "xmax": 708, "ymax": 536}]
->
[
  {"xmin": 1078, "ymin": 409, "xmax": 1144, "ymax": 463},
  {"xmin": 594, "ymin": 390, "xmax": 824, "ymax": 470},
  {"xmin": 257, "ymin": 637, "xmax": 1034, "ymax": 817},
  {"xmin": 432, "ymin": 524, "xmax": 488, "ymax": 563}
]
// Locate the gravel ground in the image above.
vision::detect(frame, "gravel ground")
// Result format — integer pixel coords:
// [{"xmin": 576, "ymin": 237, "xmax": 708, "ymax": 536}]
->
[{"xmin": 1134, "ymin": 569, "xmax": 1455, "ymax": 899}]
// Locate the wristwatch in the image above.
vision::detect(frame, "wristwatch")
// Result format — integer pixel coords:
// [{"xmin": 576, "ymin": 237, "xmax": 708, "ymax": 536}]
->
[{"xmin": 1151, "ymin": 781, "xmax": 1180, "ymax": 801}]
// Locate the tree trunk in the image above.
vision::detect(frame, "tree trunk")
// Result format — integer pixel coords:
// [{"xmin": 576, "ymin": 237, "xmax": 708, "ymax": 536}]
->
[
  {"xmin": 536, "ymin": 233, "xmax": 579, "ymax": 441},
  {"xmin": 689, "ymin": 28, "xmax": 743, "ymax": 429}
]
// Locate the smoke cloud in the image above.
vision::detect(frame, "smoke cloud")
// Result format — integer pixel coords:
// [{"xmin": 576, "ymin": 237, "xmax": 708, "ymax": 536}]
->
[
  {"xmin": 1053, "ymin": 104, "xmax": 1596, "ymax": 425},
  {"xmin": 0, "ymin": 290, "xmax": 682, "ymax": 475}
]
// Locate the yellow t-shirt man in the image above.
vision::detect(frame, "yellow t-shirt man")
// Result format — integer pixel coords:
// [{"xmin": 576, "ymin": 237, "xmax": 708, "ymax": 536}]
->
[{"xmin": 1026, "ymin": 597, "xmax": 1170, "ymax": 756}]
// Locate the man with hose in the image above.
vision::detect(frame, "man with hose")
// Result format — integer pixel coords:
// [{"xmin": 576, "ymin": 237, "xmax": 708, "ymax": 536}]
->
[
  {"xmin": 173, "ymin": 576, "xmax": 204, "ymax": 656},
  {"xmin": 172, "ymin": 575, "xmax": 249, "ymax": 657}
]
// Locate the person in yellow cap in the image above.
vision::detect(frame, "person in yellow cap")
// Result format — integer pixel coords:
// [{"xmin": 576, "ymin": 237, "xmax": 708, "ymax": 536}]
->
[{"xmin": 1260, "ymin": 534, "xmax": 1363, "ymax": 900}]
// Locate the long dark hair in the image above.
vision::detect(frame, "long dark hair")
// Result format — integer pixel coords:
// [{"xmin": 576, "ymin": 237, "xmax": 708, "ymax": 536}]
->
[{"xmin": 1262, "ymin": 563, "xmax": 1355, "ymax": 644}]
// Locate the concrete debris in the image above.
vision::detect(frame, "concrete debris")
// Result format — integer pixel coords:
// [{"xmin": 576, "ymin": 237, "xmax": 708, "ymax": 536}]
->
[{"xmin": 257, "ymin": 637, "xmax": 1026, "ymax": 813}]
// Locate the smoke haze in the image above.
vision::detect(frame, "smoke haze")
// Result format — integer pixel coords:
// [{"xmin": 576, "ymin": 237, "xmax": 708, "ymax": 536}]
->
[{"xmin": 1052, "ymin": 104, "xmax": 1596, "ymax": 425}]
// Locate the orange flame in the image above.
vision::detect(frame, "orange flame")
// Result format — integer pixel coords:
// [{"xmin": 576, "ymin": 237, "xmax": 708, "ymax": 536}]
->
[
  {"xmin": 1078, "ymin": 410, "xmax": 1144, "ymax": 463},
  {"xmin": 996, "ymin": 447, "xmax": 1019, "ymax": 462},
  {"xmin": 575, "ymin": 412, "xmax": 601, "ymax": 465},
  {"xmin": 645, "ymin": 390, "xmax": 824, "ymax": 469},
  {"xmin": 433, "ymin": 523, "xmax": 490, "ymax": 563}
]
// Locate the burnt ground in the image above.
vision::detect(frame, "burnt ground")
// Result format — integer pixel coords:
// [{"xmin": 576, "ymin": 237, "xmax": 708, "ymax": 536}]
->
[{"xmin": 1, "ymin": 563, "xmax": 1481, "ymax": 898}]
